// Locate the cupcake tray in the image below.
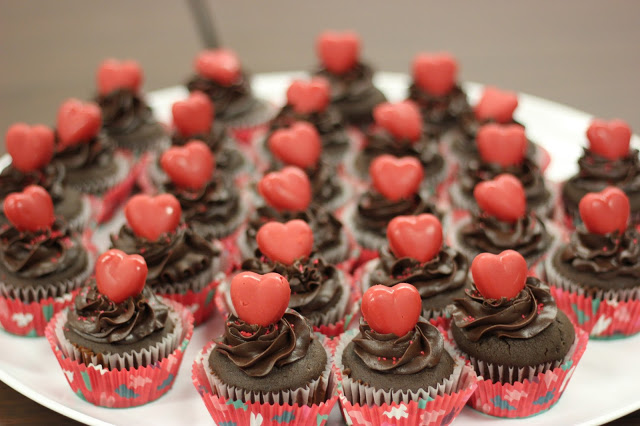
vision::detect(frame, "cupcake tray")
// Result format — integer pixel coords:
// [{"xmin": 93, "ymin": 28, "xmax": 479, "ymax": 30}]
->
[{"xmin": 0, "ymin": 73, "xmax": 639, "ymax": 425}]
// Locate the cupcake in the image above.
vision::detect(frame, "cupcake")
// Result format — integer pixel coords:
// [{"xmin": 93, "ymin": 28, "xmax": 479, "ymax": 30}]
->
[
  {"xmin": 46, "ymin": 249, "xmax": 194, "ymax": 407},
  {"xmin": 110, "ymin": 193, "xmax": 227, "ymax": 324},
  {"xmin": 2, "ymin": 123, "xmax": 89, "ymax": 231},
  {"xmin": 0, "ymin": 186, "xmax": 92, "ymax": 336},
  {"xmin": 312, "ymin": 30, "xmax": 386, "ymax": 127},
  {"xmin": 546, "ymin": 187, "xmax": 640, "ymax": 338},
  {"xmin": 192, "ymin": 271, "xmax": 336, "ymax": 423},
  {"xmin": 359, "ymin": 214, "xmax": 471, "ymax": 319},
  {"xmin": 335, "ymin": 283, "xmax": 478, "ymax": 425},
  {"xmin": 562, "ymin": 119, "xmax": 640, "ymax": 226},
  {"xmin": 449, "ymin": 123, "xmax": 553, "ymax": 217},
  {"xmin": 95, "ymin": 59, "xmax": 170, "ymax": 155},
  {"xmin": 452, "ymin": 174, "xmax": 554, "ymax": 269},
  {"xmin": 449, "ymin": 250, "xmax": 588, "ymax": 418}
]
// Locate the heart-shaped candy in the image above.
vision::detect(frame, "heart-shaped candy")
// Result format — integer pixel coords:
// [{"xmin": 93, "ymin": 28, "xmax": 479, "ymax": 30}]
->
[
  {"xmin": 471, "ymin": 250, "xmax": 527, "ymax": 300},
  {"xmin": 361, "ymin": 283, "xmax": 422, "ymax": 336},
  {"xmin": 387, "ymin": 214, "xmax": 443, "ymax": 262},
  {"xmin": 56, "ymin": 99, "xmax": 102, "ymax": 149},
  {"xmin": 474, "ymin": 86, "xmax": 518, "ymax": 124},
  {"xmin": 194, "ymin": 49, "xmax": 241, "ymax": 86},
  {"xmin": 5, "ymin": 123, "xmax": 54, "ymax": 172},
  {"xmin": 370, "ymin": 155, "xmax": 424, "ymax": 201},
  {"xmin": 412, "ymin": 52, "xmax": 458, "ymax": 96},
  {"xmin": 95, "ymin": 249, "xmax": 148, "ymax": 304},
  {"xmin": 172, "ymin": 91, "xmax": 214, "ymax": 137},
  {"xmin": 586, "ymin": 119, "xmax": 632, "ymax": 160},
  {"xmin": 579, "ymin": 187, "xmax": 630, "ymax": 235},
  {"xmin": 268, "ymin": 122, "xmax": 322, "ymax": 169},
  {"xmin": 160, "ymin": 140, "xmax": 214, "ymax": 190},
  {"xmin": 476, "ymin": 123, "xmax": 527, "ymax": 167},
  {"xmin": 96, "ymin": 59, "xmax": 143, "ymax": 96},
  {"xmin": 3, "ymin": 185, "xmax": 55, "ymax": 232},
  {"xmin": 373, "ymin": 101, "xmax": 423, "ymax": 142},
  {"xmin": 316, "ymin": 30, "xmax": 360, "ymax": 74},
  {"xmin": 124, "ymin": 194, "xmax": 182, "ymax": 241},
  {"xmin": 257, "ymin": 220, "xmax": 313, "ymax": 265},
  {"xmin": 474, "ymin": 174, "xmax": 526, "ymax": 222},
  {"xmin": 230, "ymin": 271, "xmax": 291, "ymax": 327},
  {"xmin": 286, "ymin": 78, "xmax": 330, "ymax": 114},
  {"xmin": 258, "ymin": 166, "xmax": 312, "ymax": 211}
]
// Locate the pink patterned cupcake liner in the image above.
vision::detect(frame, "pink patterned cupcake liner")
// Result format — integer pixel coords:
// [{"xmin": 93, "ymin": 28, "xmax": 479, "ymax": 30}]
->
[
  {"xmin": 0, "ymin": 291, "xmax": 78, "ymax": 337},
  {"xmin": 158, "ymin": 277, "xmax": 222, "ymax": 326}
]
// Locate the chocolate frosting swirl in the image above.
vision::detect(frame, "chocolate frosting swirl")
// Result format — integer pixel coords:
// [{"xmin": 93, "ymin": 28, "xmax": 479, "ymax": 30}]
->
[
  {"xmin": 353, "ymin": 317, "xmax": 444, "ymax": 374},
  {"xmin": 171, "ymin": 123, "xmax": 244, "ymax": 173},
  {"xmin": 407, "ymin": 84, "xmax": 472, "ymax": 133},
  {"xmin": 186, "ymin": 72, "xmax": 259, "ymax": 121},
  {"xmin": 97, "ymin": 89, "xmax": 157, "ymax": 135},
  {"xmin": 0, "ymin": 163, "xmax": 66, "ymax": 205},
  {"xmin": 451, "ymin": 277, "xmax": 557, "ymax": 341},
  {"xmin": 110, "ymin": 224, "xmax": 220, "ymax": 286},
  {"xmin": 306, "ymin": 162, "xmax": 344, "ymax": 206},
  {"xmin": 269, "ymin": 105, "xmax": 349, "ymax": 152},
  {"xmin": 359, "ymin": 128, "xmax": 442, "ymax": 172},
  {"xmin": 53, "ymin": 135, "xmax": 115, "ymax": 171},
  {"xmin": 67, "ymin": 284, "xmax": 169, "ymax": 344},
  {"xmin": 215, "ymin": 310, "xmax": 312, "ymax": 377}
]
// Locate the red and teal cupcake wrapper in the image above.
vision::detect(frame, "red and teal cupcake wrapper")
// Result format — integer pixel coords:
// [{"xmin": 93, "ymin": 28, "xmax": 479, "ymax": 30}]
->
[
  {"xmin": 158, "ymin": 277, "xmax": 221, "ymax": 326},
  {"xmin": 0, "ymin": 291, "xmax": 78, "ymax": 337},
  {"xmin": 44, "ymin": 298, "xmax": 194, "ymax": 408}
]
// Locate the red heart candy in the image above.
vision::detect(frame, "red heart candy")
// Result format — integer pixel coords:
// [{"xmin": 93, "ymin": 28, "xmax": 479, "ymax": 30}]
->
[
  {"xmin": 96, "ymin": 58, "xmax": 143, "ymax": 96},
  {"xmin": 172, "ymin": 91, "xmax": 214, "ymax": 137},
  {"xmin": 370, "ymin": 155, "xmax": 424, "ymax": 201},
  {"xmin": 586, "ymin": 119, "xmax": 632, "ymax": 160},
  {"xmin": 474, "ymin": 86, "xmax": 518, "ymax": 123},
  {"xmin": 95, "ymin": 249, "xmax": 148, "ymax": 304},
  {"xmin": 316, "ymin": 30, "xmax": 360, "ymax": 74},
  {"xmin": 5, "ymin": 123, "xmax": 54, "ymax": 172},
  {"xmin": 257, "ymin": 220, "xmax": 314, "ymax": 265},
  {"xmin": 387, "ymin": 214, "xmax": 443, "ymax": 263},
  {"xmin": 476, "ymin": 123, "xmax": 527, "ymax": 167},
  {"xmin": 361, "ymin": 283, "xmax": 422, "ymax": 336},
  {"xmin": 56, "ymin": 99, "xmax": 102, "ymax": 149},
  {"xmin": 3, "ymin": 185, "xmax": 55, "ymax": 232},
  {"xmin": 268, "ymin": 122, "xmax": 322, "ymax": 169},
  {"xmin": 258, "ymin": 166, "xmax": 312, "ymax": 211},
  {"xmin": 286, "ymin": 78, "xmax": 330, "ymax": 114},
  {"xmin": 231, "ymin": 271, "xmax": 291, "ymax": 327},
  {"xmin": 160, "ymin": 140, "xmax": 214, "ymax": 190},
  {"xmin": 579, "ymin": 187, "xmax": 630, "ymax": 234},
  {"xmin": 471, "ymin": 250, "xmax": 527, "ymax": 300},
  {"xmin": 124, "ymin": 194, "xmax": 182, "ymax": 241},
  {"xmin": 412, "ymin": 52, "xmax": 458, "ymax": 96},
  {"xmin": 194, "ymin": 49, "xmax": 241, "ymax": 86},
  {"xmin": 373, "ymin": 101, "xmax": 423, "ymax": 142},
  {"xmin": 474, "ymin": 174, "xmax": 526, "ymax": 222}
]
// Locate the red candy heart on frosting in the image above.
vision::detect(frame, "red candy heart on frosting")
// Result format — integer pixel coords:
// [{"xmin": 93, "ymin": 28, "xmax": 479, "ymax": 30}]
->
[
  {"xmin": 257, "ymin": 220, "xmax": 314, "ymax": 265},
  {"xmin": 268, "ymin": 122, "xmax": 322, "ymax": 169},
  {"xmin": 476, "ymin": 123, "xmax": 527, "ymax": 167},
  {"xmin": 95, "ymin": 249, "xmax": 148, "ymax": 304},
  {"xmin": 3, "ymin": 185, "xmax": 55, "ymax": 232},
  {"xmin": 373, "ymin": 101, "xmax": 423, "ymax": 142},
  {"xmin": 316, "ymin": 30, "xmax": 360, "ymax": 74},
  {"xmin": 370, "ymin": 155, "xmax": 424, "ymax": 201},
  {"xmin": 474, "ymin": 86, "xmax": 518, "ymax": 124},
  {"xmin": 56, "ymin": 99, "xmax": 102, "ymax": 149},
  {"xmin": 160, "ymin": 140, "xmax": 214, "ymax": 190},
  {"xmin": 258, "ymin": 166, "xmax": 312, "ymax": 212},
  {"xmin": 172, "ymin": 91, "xmax": 214, "ymax": 137},
  {"xmin": 586, "ymin": 119, "xmax": 632, "ymax": 160},
  {"xmin": 5, "ymin": 123, "xmax": 54, "ymax": 172},
  {"xmin": 412, "ymin": 52, "xmax": 458, "ymax": 96},
  {"xmin": 194, "ymin": 49, "xmax": 241, "ymax": 86},
  {"xmin": 96, "ymin": 59, "xmax": 143, "ymax": 96},
  {"xmin": 471, "ymin": 250, "xmax": 527, "ymax": 300},
  {"xmin": 579, "ymin": 187, "xmax": 630, "ymax": 235},
  {"xmin": 387, "ymin": 214, "xmax": 443, "ymax": 263},
  {"xmin": 286, "ymin": 78, "xmax": 331, "ymax": 114},
  {"xmin": 124, "ymin": 194, "xmax": 182, "ymax": 241},
  {"xmin": 474, "ymin": 174, "xmax": 526, "ymax": 223},
  {"xmin": 361, "ymin": 283, "xmax": 422, "ymax": 336},
  {"xmin": 231, "ymin": 271, "xmax": 291, "ymax": 327}
]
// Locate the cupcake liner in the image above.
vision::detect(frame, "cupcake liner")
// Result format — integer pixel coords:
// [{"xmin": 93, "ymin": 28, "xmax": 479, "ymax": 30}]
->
[
  {"xmin": 112, "ymin": 127, "xmax": 172, "ymax": 158},
  {"xmin": 67, "ymin": 195, "xmax": 92, "ymax": 233},
  {"xmin": 341, "ymin": 202, "xmax": 386, "ymax": 253},
  {"xmin": 224, "ymin": 99, "xmax": 278, "ymax": 145},
  {"xmin": 69, "ymin": 152, "xmax": 131, "ymax": 195},
  {"xmin": 45, "ymin": 298, "xmax": 194, "ymax": 407},
  {"xmin": 0, "ymin": 291, "xmax": 77, "ymax": 337}
]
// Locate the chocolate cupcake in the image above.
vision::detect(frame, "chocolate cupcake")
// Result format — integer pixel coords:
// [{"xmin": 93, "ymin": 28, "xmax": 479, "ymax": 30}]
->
[{"xmin": 312, "ymin": 30, "xmax": 386, "ymax": 127}]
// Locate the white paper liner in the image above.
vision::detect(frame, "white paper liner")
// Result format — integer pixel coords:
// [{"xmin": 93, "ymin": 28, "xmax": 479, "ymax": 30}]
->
[
  {"xmin": 67, "ymin": 195, "xmax": 93, "ymax": 233},
  {"xmin": 68, "ymin": 153, "xmax": 131, "ymax": 195},
  {"xmin": 341, "ymin": 202, "xmax": 387, "ymax": 252}
]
